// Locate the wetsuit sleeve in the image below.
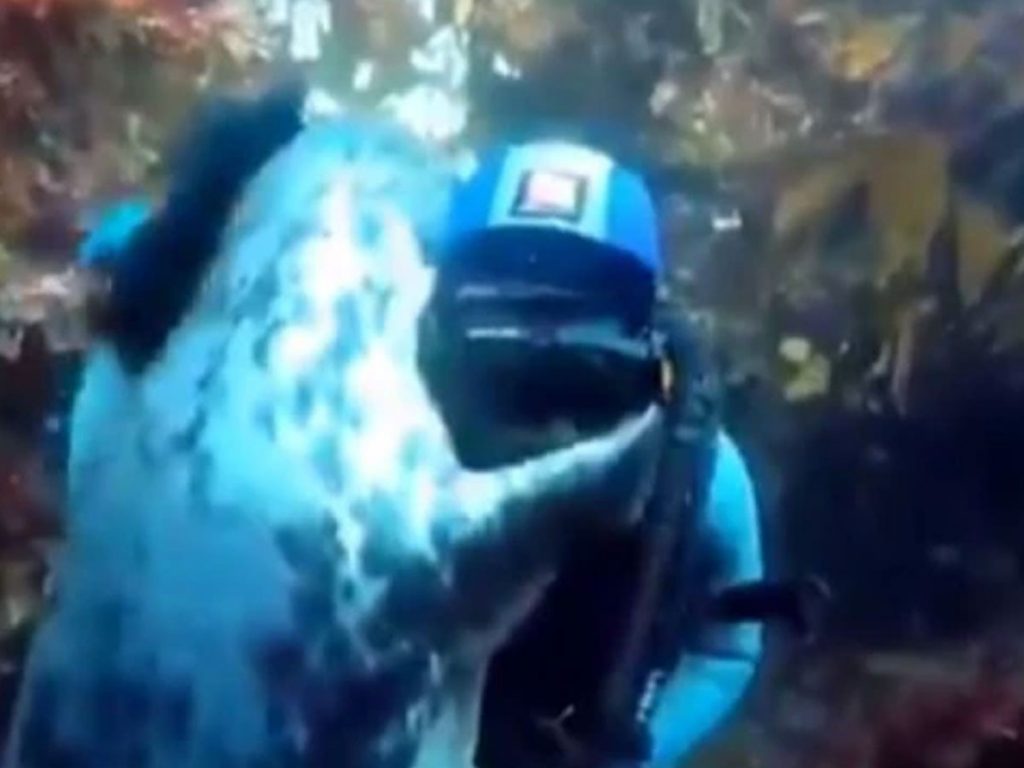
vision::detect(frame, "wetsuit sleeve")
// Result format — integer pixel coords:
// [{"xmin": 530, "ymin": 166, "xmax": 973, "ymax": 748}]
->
[
  {"xmin": 78, "ymin": 199, "xmax": 152, "ymax": 268},
  {"xmin": 648, "ymin": 430, "xmax": 763, "ymax": 767}
]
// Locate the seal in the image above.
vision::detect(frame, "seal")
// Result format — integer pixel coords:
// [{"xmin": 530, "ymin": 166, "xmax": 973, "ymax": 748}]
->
[{"xmin": 3, "ymin": 109, "xmax": 660, "ymax": 768}]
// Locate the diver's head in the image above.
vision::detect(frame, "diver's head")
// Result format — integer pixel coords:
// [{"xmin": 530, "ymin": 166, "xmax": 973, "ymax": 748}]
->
[{"xmin": 422, "ymin": 140, "xmax": 663, "ymax": 467}]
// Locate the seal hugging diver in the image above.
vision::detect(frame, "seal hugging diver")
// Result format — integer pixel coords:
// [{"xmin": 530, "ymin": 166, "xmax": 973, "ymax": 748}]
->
[{"xmin": 2, "ymin": 85, "xmax": 661, "ymax": 768}]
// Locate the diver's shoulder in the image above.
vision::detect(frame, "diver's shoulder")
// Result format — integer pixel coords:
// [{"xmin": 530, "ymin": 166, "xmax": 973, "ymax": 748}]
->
[
  {"xmin": 713, "ymin": 429, "xmax": 752, "ymax": 479},
  {"xmin": 698, "ymin": 430, "xmax": 763, "ymax": 583},
  {"xmin": 705, "ymin": 429, "xmax": 758, "ymax": 523}
]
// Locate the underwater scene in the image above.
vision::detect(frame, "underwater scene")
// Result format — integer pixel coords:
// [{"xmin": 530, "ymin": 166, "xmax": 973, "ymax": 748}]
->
[{"xmin": 1, "ymin": 1, "xmax": 1024, "ymax": 767}]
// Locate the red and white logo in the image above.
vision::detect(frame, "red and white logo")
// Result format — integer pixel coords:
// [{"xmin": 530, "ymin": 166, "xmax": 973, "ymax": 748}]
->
[{"xmin": 511, "ymin": 170, "xmax": 587, "ymax": 221}]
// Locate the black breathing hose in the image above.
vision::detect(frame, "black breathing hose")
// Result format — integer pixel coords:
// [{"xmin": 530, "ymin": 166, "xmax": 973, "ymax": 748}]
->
[{"xmin": 574, "ymin": 306, "xmax": 721, "ymax": 768}]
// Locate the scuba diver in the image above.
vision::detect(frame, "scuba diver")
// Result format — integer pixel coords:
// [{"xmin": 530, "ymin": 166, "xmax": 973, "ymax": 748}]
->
[{"xmin": 421, "ymin": 139, "xmax": 815, "ymax": 768}]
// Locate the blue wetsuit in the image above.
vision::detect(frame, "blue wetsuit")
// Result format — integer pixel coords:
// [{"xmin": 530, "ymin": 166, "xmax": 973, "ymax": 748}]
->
[{"xmin": 78, "ymin": 199, "xmax": 152, "ymax": 268}]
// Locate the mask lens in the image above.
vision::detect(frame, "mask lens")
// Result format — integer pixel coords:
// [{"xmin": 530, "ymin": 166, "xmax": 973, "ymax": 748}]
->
[
  {"xmin": 444, "ymin": 293, "xmax": 659, "ymax": 431},
  {"xmin": 431, "ymin": 229, "xmax": 660, "ymax": 440}
]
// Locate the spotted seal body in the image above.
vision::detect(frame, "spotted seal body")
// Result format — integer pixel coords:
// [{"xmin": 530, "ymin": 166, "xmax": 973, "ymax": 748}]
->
[{"xmin": 4, "ymin": 111, "xmax": 659, "ymax": 768}]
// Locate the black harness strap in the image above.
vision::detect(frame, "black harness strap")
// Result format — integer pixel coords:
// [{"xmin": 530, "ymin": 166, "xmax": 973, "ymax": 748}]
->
[
  {"xmin": 601, "ymin": 305, "xmax": 721, "ymax": 721},
  {"xmin": 541, "ymin": 306, "xmax": 721, "ymax": 768}
]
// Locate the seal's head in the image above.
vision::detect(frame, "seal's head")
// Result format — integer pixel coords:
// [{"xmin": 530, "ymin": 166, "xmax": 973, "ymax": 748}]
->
[{"xmin": 5, "ymin": 90, "xmax": 659, "ymax": 768}]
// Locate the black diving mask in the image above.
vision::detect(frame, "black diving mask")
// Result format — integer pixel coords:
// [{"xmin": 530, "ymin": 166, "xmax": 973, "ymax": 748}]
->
[{"xmin": 422, "ymin": 232, "xmax": 664, "ymax": 464}]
